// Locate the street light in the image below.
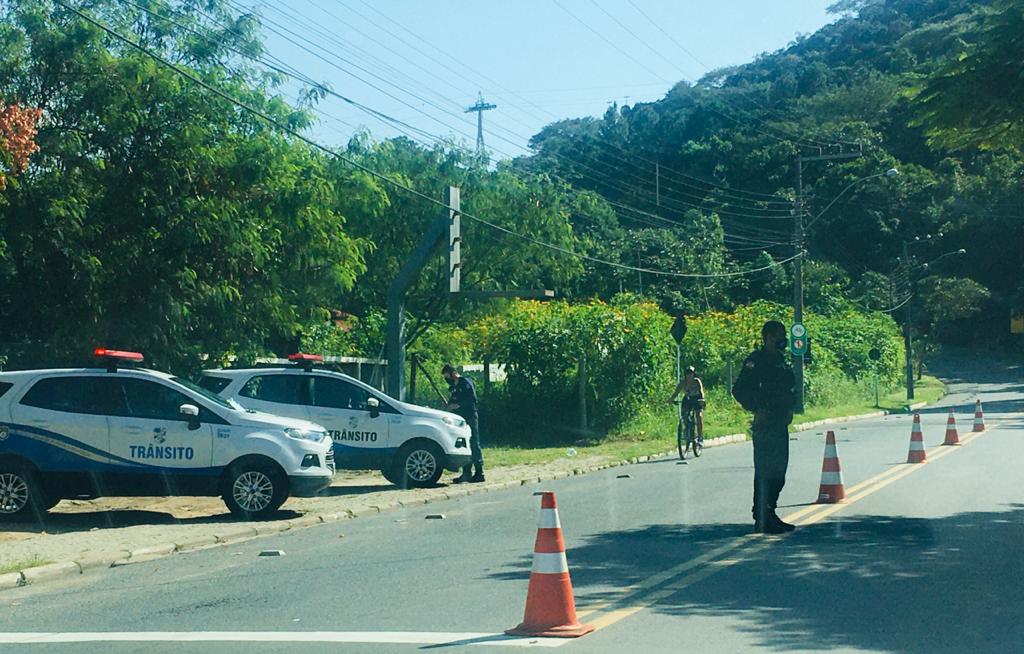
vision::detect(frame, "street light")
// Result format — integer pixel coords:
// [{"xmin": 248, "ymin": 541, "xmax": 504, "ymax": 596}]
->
[
  {"xmin": 805, "ymin": 168, "xmax": 899, "ymax": 229},
  {"xmin": 792, "ymin": 167, "xmax": 899, "ymax": 413},
  {"xmin": 898, "ymin": 244, "xmax": 966, "ymax": 400}
]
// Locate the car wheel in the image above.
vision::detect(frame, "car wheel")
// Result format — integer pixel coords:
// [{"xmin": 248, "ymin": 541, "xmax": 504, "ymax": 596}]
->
[
  {"xmin": 395, "ymin": 441, "xmax": 444, "ymax": 488},
  {"xmin": 222, "ymin": 461, "xmax": 288, "ymax": 520},
  {"xmin": 380, "ymin": 464, "xmax": 402, "ymax": 486},
  {"xmin": 0, "ymin": 465, "xmax": 50, "ymax": 522}
]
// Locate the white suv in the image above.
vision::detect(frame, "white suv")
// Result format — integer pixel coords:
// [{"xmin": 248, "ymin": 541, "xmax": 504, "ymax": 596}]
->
[
  {"xmin": 200, "ymin": 355, "xmax": 473, "ymax": 488},
  {"xmin": 0, "ymin": 350, "xmax": 334, "ymax": 522}
]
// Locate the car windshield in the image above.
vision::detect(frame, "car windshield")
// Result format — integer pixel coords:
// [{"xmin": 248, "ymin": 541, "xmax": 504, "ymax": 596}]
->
[{"xmin": 171, "ymin": 376, "xmax": 241, "ymax": 411}]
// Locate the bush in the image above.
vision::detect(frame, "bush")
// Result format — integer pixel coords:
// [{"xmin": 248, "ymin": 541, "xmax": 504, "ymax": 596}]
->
[{"xmin": 471, "ymin": 298, "xmax": 674, "ymax": 437}]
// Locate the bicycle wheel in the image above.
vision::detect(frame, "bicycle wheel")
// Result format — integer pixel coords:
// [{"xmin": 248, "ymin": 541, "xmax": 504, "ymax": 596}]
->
[
  {"xmin": 691, "ymin": 432, "xmax": 703, "ymax": 458},
  {"xmin": 677, "ymin": 419, "xmax": 686, "ymax": 460},
  {"xmin": 684, "ymin": 418, "xmax": 696, "ymax": 457}
]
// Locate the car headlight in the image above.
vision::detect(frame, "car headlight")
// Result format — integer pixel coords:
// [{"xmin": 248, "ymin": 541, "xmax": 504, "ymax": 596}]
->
[
  {"xmin": 441, "ymin": 415, "xmax": 466, "ymax": 428},
  {"xmin": 284, "ymin": 428, "xmax": 328, "ymax": 443}
]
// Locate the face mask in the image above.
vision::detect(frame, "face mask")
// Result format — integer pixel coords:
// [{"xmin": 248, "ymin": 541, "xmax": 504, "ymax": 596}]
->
[{"xmin": 775, "ymin": 337, "xmax": 788, "ymax": 350}]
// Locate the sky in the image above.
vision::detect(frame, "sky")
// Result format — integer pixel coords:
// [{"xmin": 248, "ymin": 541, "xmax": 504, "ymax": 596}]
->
[{"xmin": 242, "ymin": 0, "xmax": 838, "ymax": 158}]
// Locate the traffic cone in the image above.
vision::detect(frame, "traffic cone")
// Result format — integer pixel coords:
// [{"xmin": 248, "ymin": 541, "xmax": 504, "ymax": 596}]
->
[
  {"xmin": 972, "ymin": 400, "xmax": 985, "ymax": 432},
  {"xmin": 943, "ymin": 408, "xmax": 960, "ymax": 446},
  {"xmin": 506, "ymin": 492, "xmax": 594, "ymax": 638},
  {"xmin": 816, "ymin": 430, "xmax": 846, "ymax": 503},
  {"xmin": 907, "ymin": 413, "xmax": 927, "ymax": 463}
]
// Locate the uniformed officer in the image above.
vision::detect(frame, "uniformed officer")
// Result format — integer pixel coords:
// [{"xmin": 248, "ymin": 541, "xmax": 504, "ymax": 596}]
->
[
  {"xmin": 442, "ymin": 364, "xmax": 484, "ymax": 484},
  {"xmin": 731, "ymin": 320, "xmax": 796, "ymax": 534}
]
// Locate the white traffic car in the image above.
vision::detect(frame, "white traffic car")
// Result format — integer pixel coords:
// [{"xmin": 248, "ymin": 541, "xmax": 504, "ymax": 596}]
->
[
  {"xmin": 0, "ymin": 350, "xmax": 334, "ymax": 522},
  {"xmin": 200, "ymin": 355, "xmax": 473, "ymax": 488}
]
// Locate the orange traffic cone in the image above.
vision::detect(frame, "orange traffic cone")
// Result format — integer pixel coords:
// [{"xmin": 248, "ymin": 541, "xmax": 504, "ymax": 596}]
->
[
  {"xmin": 972, "ymin": 400, "xmax": 985, "ymax": 432},
  {"xmin": 816, "ymin": 430, "xmax": 846, "ymax": 503},
  {"xmin": 943, "ymin": 408, "xmax": 961, "ymax": 446},
  {"xmin": 907, "ymin": 413, "xmax": 927, "ymax": 463},
  {"xmin": 506, "ymin": 492, "xmax": 594, "ymax": 638}
]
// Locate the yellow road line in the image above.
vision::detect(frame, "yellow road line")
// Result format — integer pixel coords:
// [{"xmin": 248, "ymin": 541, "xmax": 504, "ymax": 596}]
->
[{"xmin": 580, "ymin": 422, "xmax": 997, "ymax": 634}]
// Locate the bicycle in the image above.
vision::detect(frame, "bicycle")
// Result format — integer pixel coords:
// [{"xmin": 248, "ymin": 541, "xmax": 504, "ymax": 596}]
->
[{"xmin": 674, "ymin": 400, "xmax": 704, "ymax": 460}]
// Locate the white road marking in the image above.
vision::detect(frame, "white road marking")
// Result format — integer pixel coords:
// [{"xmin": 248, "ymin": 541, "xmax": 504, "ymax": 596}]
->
[{"xmin": 0, "ymin": 631, "xmax": 572, "ymax": 648}]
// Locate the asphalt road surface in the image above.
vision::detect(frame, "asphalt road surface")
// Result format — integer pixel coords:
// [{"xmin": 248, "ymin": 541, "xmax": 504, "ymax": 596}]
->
[{"xmin": 2, "ymin": 355, "xmax": 1022, "ymax": 653}]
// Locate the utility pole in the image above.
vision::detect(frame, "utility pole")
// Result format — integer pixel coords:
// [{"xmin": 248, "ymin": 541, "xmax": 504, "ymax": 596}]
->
[
  {"xmin": 902, "ymin": 240, "xmax": 915, "ymax": 401},
  {"xmin": 465, "ymin": 92, "xmax": 496, "ymax": 152},
  {"xmin": 655, "ymin": 161, "xmax": 661, "ymax": 207},
  {"xmin": 792, "ymin": 146, "xmax": 863, "ymax": 413}
]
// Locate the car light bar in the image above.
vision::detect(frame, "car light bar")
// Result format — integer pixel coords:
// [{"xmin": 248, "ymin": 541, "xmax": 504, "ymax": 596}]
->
[
  {"xmin": 287, "ymin": 353, "xmax": 323, "ymax": 363},
  {"xmin": 94, "ymin": 348, "xmax": 144, "ymax": 362}
]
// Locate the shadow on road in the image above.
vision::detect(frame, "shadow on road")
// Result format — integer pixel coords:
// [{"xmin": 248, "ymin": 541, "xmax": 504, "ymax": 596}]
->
[
  {"xmin": 487, "ymin": 504, "xmax": 1024, "ymax": 653},
  {"xmin": 1, "ymin": 508, "xmax": 307, "ymax": 534}
]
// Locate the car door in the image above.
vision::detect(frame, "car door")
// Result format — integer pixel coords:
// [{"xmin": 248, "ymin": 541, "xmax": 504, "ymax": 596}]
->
[
  {"xmin": 309, "ymin": 375, "xmax": 390, "ymax": 469},
  {"xmin": 105, "ymin": 377, "xmax": 215, "ymax": 496},
  {"xmin": 234, "ymin": 373, "xmax": 312, "ymax": 422},
  {"xmin": 11, "ymin": 375, "xmax": 116, "ymax": 474}
]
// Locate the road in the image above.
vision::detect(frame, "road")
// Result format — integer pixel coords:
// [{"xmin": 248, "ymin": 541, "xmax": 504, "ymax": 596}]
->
[{"xmin": 2, "ymin": 357, "xmax": 1022, "ymax": 653}]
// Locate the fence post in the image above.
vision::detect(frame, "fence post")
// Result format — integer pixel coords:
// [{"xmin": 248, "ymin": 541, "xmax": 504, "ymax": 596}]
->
[
  {"xmin": 578, "ymin": 353, "xmax": 588, "ymax": 432},
  {"xmin": 409, "ymin": 353, "xmax": 418, "ymax": 404}
]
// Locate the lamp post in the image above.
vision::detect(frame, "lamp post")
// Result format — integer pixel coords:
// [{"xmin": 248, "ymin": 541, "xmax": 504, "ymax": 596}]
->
[
  {"xmin": 793, "ymin": 167, "xmax": 899, "ymax": 413},
  {"xmin": 898, "ymin": 241, "xmax": 966, "ymax": 400}
]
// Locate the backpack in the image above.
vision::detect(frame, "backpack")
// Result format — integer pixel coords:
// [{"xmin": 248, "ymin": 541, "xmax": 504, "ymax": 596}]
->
[{"xmin": 731, "ymin": 357, "xmax": 760, "ymax": 412}]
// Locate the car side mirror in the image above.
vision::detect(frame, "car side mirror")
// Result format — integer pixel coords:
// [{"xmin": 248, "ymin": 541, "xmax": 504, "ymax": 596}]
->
[
  {"xmin": 180, "ymin": 403, "xmax": 201, "ymax": 430},
  {"xmin": 367, "ymin": 397, "xmax": 380, "ymax": 418}
]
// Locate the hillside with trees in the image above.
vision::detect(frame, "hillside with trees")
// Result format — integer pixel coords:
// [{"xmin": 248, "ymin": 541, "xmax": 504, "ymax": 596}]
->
[{"xmin": 0, "ymin": 0, "xmax": 1019, "ymax": 437}]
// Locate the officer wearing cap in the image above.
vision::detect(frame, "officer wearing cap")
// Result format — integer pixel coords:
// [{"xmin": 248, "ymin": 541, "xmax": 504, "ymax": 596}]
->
[
  {"xmin": 442, "ymin": 364, "xmax": 483, "ymax": 483},
  {"xmin": 731, "ymin": 320, "xmax": 796, "ymax": 534}
]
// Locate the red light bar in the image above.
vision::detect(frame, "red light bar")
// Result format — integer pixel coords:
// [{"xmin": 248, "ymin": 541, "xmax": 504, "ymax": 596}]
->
[
  {"xmin": 287, "ymin": 353, "xmax": 323, "ymax": 363},
  {"xmin": 94, "ymin": 348, "xmax": 144, "ymax": 362}
]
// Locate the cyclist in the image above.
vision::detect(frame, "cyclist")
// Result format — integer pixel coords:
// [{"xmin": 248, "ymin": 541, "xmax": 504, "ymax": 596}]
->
[{"xmin": 669, "ymin": 365, "xmax": 705, "ymax": 441}]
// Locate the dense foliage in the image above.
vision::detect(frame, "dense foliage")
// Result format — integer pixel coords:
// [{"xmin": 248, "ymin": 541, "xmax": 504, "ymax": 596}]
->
[{"xmin": 0, "ymin": 0, "xmax": 1017, "ymax": 422}]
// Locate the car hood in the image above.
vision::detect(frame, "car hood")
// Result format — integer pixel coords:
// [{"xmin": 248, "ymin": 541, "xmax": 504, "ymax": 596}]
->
[
  {"xmin": 395, "ymin": 401, "xmax": 466, "ymax": 425},
  {"xmin": 227, "ymin": 408, "xmax": 327, "ymax": 433}
]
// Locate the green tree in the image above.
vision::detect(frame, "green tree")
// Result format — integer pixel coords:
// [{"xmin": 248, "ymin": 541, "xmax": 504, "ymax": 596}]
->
[{"xmin": 0, "ymin": 1, "xmax": 377, "ymax": 371}]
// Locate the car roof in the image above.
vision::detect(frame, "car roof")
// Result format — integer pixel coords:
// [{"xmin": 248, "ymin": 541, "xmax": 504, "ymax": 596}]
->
[{"xmin": 0, "ymin": 367, "xmax": 176, "ymax": 381}]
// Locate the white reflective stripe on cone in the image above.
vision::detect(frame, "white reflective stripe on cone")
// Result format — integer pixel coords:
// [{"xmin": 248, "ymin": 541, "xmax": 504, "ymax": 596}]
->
[
  {"xmin": 531, "ymin": 552, "xmax": 569, "ymax": 574},
  {"xmin": 536, "ymin": 508, "xmax": 561, "ymax": 529},
  {"xmin": 909, "ymin": 441, "xmax": 926, "ymax": 450},
  {"xmin": 823, "ymin": 444, "xmax": 838, "ymax": 458},
  {"xmin": 819, "ymin": 472, "xmax": 844, "ymax": 485}
]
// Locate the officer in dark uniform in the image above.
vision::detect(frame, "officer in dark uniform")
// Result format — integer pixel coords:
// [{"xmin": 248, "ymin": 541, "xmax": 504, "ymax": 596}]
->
[
  {"xmin": 442, "ymin": 364, "xmax": 484, "ymax": 483},
  {"xmin": 731, "ymin": 320, "xmax": 796, "ymax": 534}
]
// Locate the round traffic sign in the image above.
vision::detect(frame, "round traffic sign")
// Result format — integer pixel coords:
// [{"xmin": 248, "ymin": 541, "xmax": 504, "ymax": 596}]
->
[{"xmin": 791, "ymin": 323, "xmax": 806, "ymax": 338}]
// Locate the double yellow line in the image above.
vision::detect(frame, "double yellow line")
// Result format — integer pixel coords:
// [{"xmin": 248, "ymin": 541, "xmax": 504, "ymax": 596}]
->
[{"xmin": 576, "ymin": 423, "xmax": 995, "ymax": 633}]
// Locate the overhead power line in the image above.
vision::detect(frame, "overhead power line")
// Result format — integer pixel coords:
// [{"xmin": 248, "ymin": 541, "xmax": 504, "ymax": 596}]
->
[{"xmin": 57, "ymin": 1, "xmax": 801, "ymax": 281}]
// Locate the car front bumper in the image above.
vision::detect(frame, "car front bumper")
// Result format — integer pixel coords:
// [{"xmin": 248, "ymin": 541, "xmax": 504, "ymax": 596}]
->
[
  {"xmin": 444, "ymin": 453, "xmax": 473, "ymax": 471},
  {"xmin": 289, "ymin": 473, "xmax": 334, "ymax": 497}
]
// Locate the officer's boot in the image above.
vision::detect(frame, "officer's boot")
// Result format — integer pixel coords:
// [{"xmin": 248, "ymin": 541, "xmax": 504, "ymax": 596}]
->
[
  {"xmin": 470, "ymin": 462, "xmax": 485, "ymax": 483},
  {"xmin": 452, "ymin": 464, "xmax": 473, "ymax": 484}
]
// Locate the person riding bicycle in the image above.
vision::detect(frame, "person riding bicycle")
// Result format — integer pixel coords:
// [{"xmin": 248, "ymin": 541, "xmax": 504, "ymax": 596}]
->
[{"xmin": 669, "ymin": 365, "xmax": 705, "ymax": 441}]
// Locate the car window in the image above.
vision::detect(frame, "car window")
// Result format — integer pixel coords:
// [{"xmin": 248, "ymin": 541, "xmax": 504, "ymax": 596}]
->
[
  {"xmin": 311, "ymin": 376, "xmax": 382, "ymax": 412},
  {"xmin": 196, "ymin": 375, "xmax": 231, "ymax": 395},
  {"xmin": 118, "ymin": 378, "xmax": 196, "ymax": 421},
  {"xmin": 239, "ymin": 374, "xmax": 310, "ymax": 405},
  {"xmin": 19, "ymin": 376, "xmax": 121, "ymax": 414},
  {"xmin": 0, "ymin": 382, "xmax": 13, "ymax": 398}
]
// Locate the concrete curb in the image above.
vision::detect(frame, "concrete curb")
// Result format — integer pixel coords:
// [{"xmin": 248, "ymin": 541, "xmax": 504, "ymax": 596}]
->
[{"xmin": 2, "ymin": 397, "xmax": 942, "ymax": 593}]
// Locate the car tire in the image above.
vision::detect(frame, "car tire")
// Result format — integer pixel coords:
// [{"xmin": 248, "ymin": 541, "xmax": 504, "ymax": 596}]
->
[
  {"xmin": 222, "ymin": 460, "xmax": 288, "ymax": 520},
  {"xmin": 0, "ymin": 464, "xmax": 51, "ymax": 522},
  {"xmin": 380, "ymin": 464, "xmax": 402, "ymax": 486},
  {"xmin": 393, "ymin": 441, "xmax": 444, "ymax": 488}
]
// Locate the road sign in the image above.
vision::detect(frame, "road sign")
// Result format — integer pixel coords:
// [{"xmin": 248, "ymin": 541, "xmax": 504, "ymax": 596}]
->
[
  {"xmin": 670, "ymin": 315, "xmax": 688, "ymax": 344},
  {"xmin": 790, "ymin": 322, "xmax": 808, "ymax": 356}
]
